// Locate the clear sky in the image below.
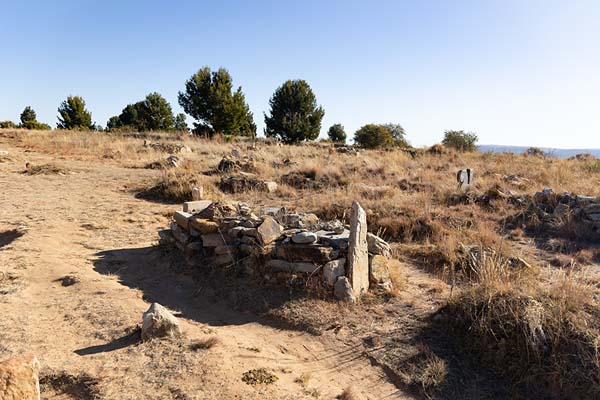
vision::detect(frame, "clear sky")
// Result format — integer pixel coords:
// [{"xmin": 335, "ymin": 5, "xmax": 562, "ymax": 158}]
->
[{"xmin": 1, "ymin": 0, "xmax": 599, "ymax": 148}]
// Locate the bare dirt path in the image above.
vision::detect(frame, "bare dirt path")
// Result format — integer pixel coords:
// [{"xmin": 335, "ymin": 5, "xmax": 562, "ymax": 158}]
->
[{"xmin": 0, "ymin": 141, "xmax": 412, "ymax": 399}]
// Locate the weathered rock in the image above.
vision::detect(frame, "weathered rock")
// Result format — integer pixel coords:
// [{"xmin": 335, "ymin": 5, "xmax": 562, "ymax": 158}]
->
[
  {"xmin": 347, "ymin": 201, "xmax": 369, "ymax": 297},
  {"xmin": 263, "ymin": 207, "xmax": 286, "ymax": 221},
  {"xmin": 276, "ymin": 242, "xmax": 339, "ymax": 263},
  {"xmin": 201, "ymin": 233, "xmax": 229, "ymax": 247},
  {"xmin": 281, "ymin": 212, "xmax": 320, "ymax": 229},
  {"xmin": 259, "ymin": 181, "xmax": 278, "ymax": 193},
  {"xmin": 229, "ymin": 226, "xmax": 257, "ymax": 238},
  {"xmin": 174, "ymin": 211, "xmax": 192, "ymax": 230},
  {"xmin": 334, "ymin": 276, "xmax": 355, "ymax": 302},
  {"xmin": 256, "ymin": 216, "xmax": 283, "ymax": 245},
  {"xmin": 220, "ymin": 218, "xmax": 243, "ymax": 231},
  {"xmin": 183, "ymin": 200, "xmax": 212, "ymax": 214},
  {"xmin": 141, "ymin": 303, "xmax": 182, "ymax": 341},
  {"xmin": 291, "ymin": 231, "xmax": 317, "ymax": 244},
  {"xmin": 553, "ymin": 203, "xmax": 570, "ymax": 218},
  {"xmin": 189, "ymin": 217, "xmax": 220, "ymax": 234},
  {"xmin": 367, "ymin": 233, "xmax": 392, "ymax": 258},
  {"xmin": 195, "ymin": 202, "xmax": 237, "ymax": 220},
  {"xmin": 184, "ymin": 241, "xmax": 204, "ymax": 259},
  {"xmin": 213, "ymin": 253, "xmax": 236, "ymax": 267},
  {"xmin": 170, "ymin": 222, "xmax": 190, "ymax": 244},
  {"xmin": 158, "ymin": 229, "xmax": 175, "ymax": 245},
  {"xmin": 0, "ymin": 356, "xmax": 40, "ymax": 400},
  {"xmin": 214, "ymin": 245, "xmax": 237, "ymax": 255},
  {"xmin": 323, "ymin": 258, "xmax": 346, "ymax": 286},
  {"xmin": 266, "ymin": 259, "xmax": 319, "ymax": 274},
  {"xmin": 191, "ymin": 186, "xmax": 204, "ymax": 200},
  {"xmin": 370, "ymin": 255, "xmax": 393, "ymax": 292},
  {"xmin": 316, "ymin": 230, "xmax": 349, "ymax": 249}
]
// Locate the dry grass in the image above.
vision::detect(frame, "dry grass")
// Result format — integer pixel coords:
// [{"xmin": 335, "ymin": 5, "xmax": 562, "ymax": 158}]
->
[
  {"xmin": 25, "ymin": 163, "xmax": 68, "ymax": 175},
  {"xmin": 189, "ymin": 336, "xmax": 221, "ymax": 351},
  {"xmin": 338, "ymin": 386, "xmax": 363, "ymax": 400}
]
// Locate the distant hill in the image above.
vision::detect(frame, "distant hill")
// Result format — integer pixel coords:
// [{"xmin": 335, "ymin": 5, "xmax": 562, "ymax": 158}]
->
[{"xmin": 478, "ymin": 144, "xmax": 600, "ymax": 159}]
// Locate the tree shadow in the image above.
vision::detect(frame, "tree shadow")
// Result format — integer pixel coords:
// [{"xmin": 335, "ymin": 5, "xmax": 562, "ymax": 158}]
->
[
  {"xmin": 74, "ymin": 329, "xmax": 141, "ymax": 356},
  {"xmin": 0, "ymin": 229, "xmax": 24, "ymax": 249}
]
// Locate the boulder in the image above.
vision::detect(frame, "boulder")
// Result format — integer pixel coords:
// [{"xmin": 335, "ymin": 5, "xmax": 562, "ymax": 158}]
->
[
  {"xmin": 170, "ymin": 222, "xmax": 190, "ymax": 245},
  {"xmin": 266, "ymin": 259, "xmax": 319, "ymax": 274},
  {"xmin": 158, "ymin": 229, "xmax": 175, "ymax": 245},
  {"xmin": 347, "ymin": 202, "xmax": 369, "ymax": 297},
  {"xmin": 189, "ymin": 218, "xmax": 220, "ymax": 234},
  {"xmin": 291, "ymin": 231, "xmax": 317, "ymax": 244},
  {"xmin": 0, "ymin": 356, "xmax": 40, "ymax": 400},
  {"xmin": 323, "ymin": 258, "xmax": 346, "ymax": 286},
  {"xmin": 141, "ymin": 303, "xmax": 182, "ymax": 341},
  {"xmin": 369, "ymin": 255, "xmax": 393, "ymax": 292},
  {"xmin": 183, "ymin": 200, "xmax": 212, "ymax": 214},
  {"xmin": 334, "ymin": 277, "xmax": 355, "ymax": 303},
  {"xmin": 174, "ymin": 211, "xmax": 192, "ymax": 230},
  {"xmin": 256, "ymin": 216, "xmax": 283, "ymax": 245},
  {"xmin": 262, "ymin": 207, "xmax": 286, "ymax": 221},
  {"xmin": 275, "ymin": 242, "xmax": 339, "ymax": 263},
  {"xmin": 367, "ymin": 233, "xmax": 391, "ymax": 258},
  {"xmin": 316, "ymin": 230, "xmax": 349, "ymax": 249}
]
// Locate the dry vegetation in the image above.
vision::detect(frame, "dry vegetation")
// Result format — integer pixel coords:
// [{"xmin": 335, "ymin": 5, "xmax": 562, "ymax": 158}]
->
[{"xmin": 2, "ymin": 127, "xmax": 600, "ymax": 399}]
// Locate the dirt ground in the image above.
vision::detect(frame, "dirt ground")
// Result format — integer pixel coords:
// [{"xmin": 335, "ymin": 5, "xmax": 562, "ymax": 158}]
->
[{"xmin": 0, "ymin": 140, "xmax": 415, "ymax": 399}]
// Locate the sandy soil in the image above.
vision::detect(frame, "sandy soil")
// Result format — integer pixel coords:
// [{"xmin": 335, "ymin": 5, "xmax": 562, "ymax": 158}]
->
[{"xmin": 0, "ymin": 140, "xmax": 412, "ymax": 399}]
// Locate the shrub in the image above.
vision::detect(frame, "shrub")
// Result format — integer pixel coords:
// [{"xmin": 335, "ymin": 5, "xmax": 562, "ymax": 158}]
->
[
  {"xmin": 107, "ymin": 93, "xmax": 176, "ymax": 132},
  {"xmin": 525, "ymin": 147, "xmax": 546, "ymax": 157},
  {"xmin": 353, "ymin": 124, "xmax": 394, "ymax": 149},
  {"xmin": 178, "ymin": 66, "xmax": 256, "ymax": 137},
  {"xmin": 57, "ymin": 96, "xmax": 94, "ymax": 130},
  {"xmin": 327, "ymin": 123, "xmax": 346, "ymax": 143},
  {"xmin": 0, "ymin": 121, "xmax": 17, "ymax": 129},
  {"xmin": 21, "ymin": 120, "xmax": 51, "ymax": 130},
  {"xmin": 442, "ymin": 130, "xmax": 478, "ymax": 152},
  {"xmin": 20, "ymin": 106, "xmax": 37, "ymax": 124},
  {"xmin": 264, "ymin": 79, "xmax": 325, "ymax": 143}
]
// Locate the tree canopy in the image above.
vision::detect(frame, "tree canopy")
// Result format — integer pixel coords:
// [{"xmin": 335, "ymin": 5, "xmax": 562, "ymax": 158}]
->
[
  {"xmin": 442, "ymin": 130, "xmax": 478, "ymax": 152},
  {"xmin": 57, "ymin": 96, "xmax": 94, "ymax": 130},
  {"xmin": 353, "ymin": 124, "xmax": 395, "ymax": 149},
  {"xmin": 107, "ymin": 92, "xmax": 177, "ymax": 132},
  {"xmin": 327, "ymin": 124, "xmax": 346, "ymax": 143},
  {"xmin": 264, "ymin": 79, "xmax": 325, "ymax": 143},
  {"xmin": 20, "ymin": 106, "xmax": 36, "ymax": 124},
  {"xmin": 178, "ymin": 67, "xmax": 255, "ymax": 137}
]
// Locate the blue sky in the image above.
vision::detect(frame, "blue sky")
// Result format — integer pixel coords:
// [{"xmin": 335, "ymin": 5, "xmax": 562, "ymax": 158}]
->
[{"xmin": 1, "ymin": 0, "xmax": 599, "ymax": 147}]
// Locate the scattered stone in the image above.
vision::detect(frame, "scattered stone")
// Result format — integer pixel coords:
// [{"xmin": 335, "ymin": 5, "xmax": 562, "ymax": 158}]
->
[
  {"xmin": 323, "ymin": 259, "xmax": 346, "ymax": 286},
  {"xmin": 58, "ymin": 275, "xmax": 80, "ymax": 287},
  {"xmin": 369, "ymin": 255, "xmax": 393, "ymax": 292},
  {"xmin": 189, "ymin": 217, "xmax": 219, "ymax": 234},
  {"xmin": 183, "ymin": 200, "xmax": 212, "ymax": 214},
  {"xmin": 0, "ymin": 356, "xmax": 40, "ymax": 400},
  {"xmin": 201, "ymin": 233, "xmax": 229, "ymax": 248},
  {"xmin": 347, "ymin": 202, "xmax": 369, "ymax": 297},
  {"xmin": 141, "ymin": 303, "xmax": 182, "ymax": 341},
  {"xmin": 174, "ymin": 211, "xmax": 192, "ymax": 230},
  {"xmin": 315, "ymin": 230, "xmax": 349, "ymax": 249},
  {"xmin": 266, "ymin": 259, "xmax": 319, "ymax": 274},
  {"xmin": 276, "ymin": 242, "xmax": 339, "ymax": 263},
  {"xmin": 367, "ymin": 233, "xmax": 391, "ymax": 258},
  {"xmin": 291, "ymin": 231, "xmax": 317, "ymax": 244},
  {"xmin": 334, "ymin": 276, "xmax": 355, "ymax": 302},
  {"xmin": 256, "ymin": 216, "xmax": 283, "ymax": 245}
]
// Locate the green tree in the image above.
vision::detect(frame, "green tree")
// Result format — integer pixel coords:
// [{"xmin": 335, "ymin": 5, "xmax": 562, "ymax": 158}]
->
[
  {"xmin": 327, "ymin": 123, "xmax": 346, "ymax": 143},
  {"xmin": 0, "ymin": 121, "xmax": 18, "ymax": 129},
  {"xmin": 178, "ymin": 66, "xmax": 256, "ymax": 137},
  {"xmin": 57, "ymin": 96, "xmax": 93, "ymax": 130},
  {"xmin": 22, "ymin": 121, "xmax": 51, "ymax": 130},
  {"xmin": 264, "ymin": 80, "xmax": 325, "ymax": 143},
  {"xmin": 442, "ymin": 130, "xmax": 478, "ymax": 152},
  {"xmin": 107, "ymin": 93, "xmax": 176, "ymax": 131},
  {"xmin": 381, "ymin": 123, "xmax": 410, "ymax": 147},
  {"xmin": 20, "ymin": 106, "xmax": 37, "ymax": 124},
  {"xmin": 353, "ymin": 124, "xmax": 394, "ymax": 149},
  {"xmin": 174, "ymin": 113, "xmax": 189, "ymax": 132}
]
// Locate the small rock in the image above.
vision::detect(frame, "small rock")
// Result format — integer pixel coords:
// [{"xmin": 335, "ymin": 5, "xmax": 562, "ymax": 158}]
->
[
  {"xmin": 367, "ymin": 233, "xmax": 391, "ymax": 258},
  {"xmin": 276, "ymin": 242, "xmax": 339, "ymax": 263},
  {"xmin": 189, "ymin": 218, "xmax": 220, "ymax": 234},
  {"xmin": 256, "ymin": 216, "xmax": 283, "ymax": 245},
  {"xmin": 334, "ymin": 276, "xmax": 355, "ymax": 302},
  {"xmin": 291, "ymin": 231, "xmax": 317, "ymax": 244},
  {"xmin": 370, "ymin": 255, "xmax": 393, "ymax": 292},
  {"xmin": 141, "ymin": 303, "xmax": 182, "ymax": 341},
  {"xmin": 323, "ymin": 259, "xmax": 346, "ymax": 286},
  {"xmin": 0, "ymin": 356, "xmax": 41, "ymax": 400},
  {"xmin": 58, "ymin": 275, "xmax": 80, "ymax": 287}
]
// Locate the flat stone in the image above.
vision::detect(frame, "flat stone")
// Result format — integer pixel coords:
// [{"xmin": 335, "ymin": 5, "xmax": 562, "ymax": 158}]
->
[
  {"xmin": 158, "ymin": 229, "xmax": 175, "ymax": 245},
  {"xmin": 334, "ymin": 276, "xmax": 355, "ymax": 302},
  {"xmin": 276, "ymin": 241, "xmax": 339, "ymax": 263},
  {"xmin": 170, "ymin": 222, "xmax": 190, "ymax": 244},
  {"xmin": 291, "ymin": 231, "xmax": 317, "ymax": 244},
  {"xmin": 0, "ymin": 356, "xmax": 41, "ymax": 400},
  {"xmin": 281, "ymin": 212, "xmax": 320, "ymax": 229},
  {"xmin": 201, "ymin": 233, "xmax": 229, "ymax": 247},
  {"xmin": 256, "ymin": 216, "xmax": 283, "ymax": 245},
  {"xmin": 315, "ymin": 230, "xmax": 349, "ymax": 249},
  {"xmin": 367, "ymin": 233, "xmax": 391, "ymax": 258},
  {"xmin": 266, "ymin": 259, "xmax": 319, "ymax": 274},
  {"xmin": 213, "ymin": 253, "xmax": 235, "ymax": 267},
  {"xmin": 214, "ymin": 245, "xmax": 238, "ymax": 255},
  {"xmin": 174, "ymin": 211, "xmax": 192, "ymax": 230},
  {"xmin": 347, "ymin": 201, "xmax": 369, "ymax": 297},
  {"xmin": 183, "ymin": 200, "xmax": 212, "ymax": 214},
  {"xmin": 141, "ymin": 303, "xmax": 182, "ymax": 341},
  {"xmin": 323, "ymin": 258, "xmax": 346, "ymax": 286},
  {"xmin": 189, "ymin": 218, "xmax": 219, "ymax": 234}
]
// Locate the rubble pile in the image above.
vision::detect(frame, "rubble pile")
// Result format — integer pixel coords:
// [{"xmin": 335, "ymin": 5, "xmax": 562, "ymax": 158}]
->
[
  {"xmin": 530, "ymin": 188, "xmax": 600, "ymax": 234},
  {"xmin": 159, "ymin": 200, "xmax": 393, "ymax": 301}
]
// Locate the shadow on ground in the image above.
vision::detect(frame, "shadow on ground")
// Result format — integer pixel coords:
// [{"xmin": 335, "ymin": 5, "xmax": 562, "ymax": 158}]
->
[{"xmin": 0, "ymin": 229, "xmax": 24, "ymax": 249}]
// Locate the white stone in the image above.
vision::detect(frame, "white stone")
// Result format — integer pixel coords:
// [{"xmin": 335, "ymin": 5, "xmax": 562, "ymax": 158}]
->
[
  {"xmin": 183, "ymin": 200, "xmax": 212, "ymax": 214},
  {"xmin": 367, "ymin": 233, "xmax": 391, "ymax": 258},
  {"xmin": 291, "ymin": 231, "xmax": 317, "ymax": 244},
  {"xmin": 141, "ymin": 303, "xmax": 182, "ymax": 341},
  {"xmin": 347, "ymin": 201, "xmax": 369, "ymax": 297},
  {"xmin": 334, "ymin": 276, "xmax": 355, "ymax": 302},
  {"xmin": 174, "ymin": 211, "xmax": 192, "ymax": 230},
  {"xmin": 191, "ymin": 186, "xmax": 204, "ymax": 200},
  {"xmin": 323, "ymin": 258, "xmax": 346, "ymax": 286}
]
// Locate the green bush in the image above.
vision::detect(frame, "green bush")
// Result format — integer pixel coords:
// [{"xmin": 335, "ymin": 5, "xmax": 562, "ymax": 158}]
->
[
  {"xmin": 20, "ymin": 106, "xmax": 37, "ymax": 124},
  {"xmin": 327, "ymin": 124, "xmax": 346, "ymax": 143},
  {"xmin": 442, "ymin": 130, "xmax": 478, "ymax": 152},
  {"xmin": 21, "ymin": 120, "xmax": 51, "ymax": 130},
  {"xmin": 264, "ymin": 79, "xmax": 325, "ymax": 143},
  {"xmin": 0, "ymin": 121, "xmax": 17, "ymax": 129},
  {"xmin": 178, "ymin": 66, "xmax": 256, "ymax": 137},
  {"xmin": 353, "ymin": 124, "xmax": 394, "ymax": 149},
  {"xmin": 381, "ymin": 123, "xmax": 410, "ymax": 147}
]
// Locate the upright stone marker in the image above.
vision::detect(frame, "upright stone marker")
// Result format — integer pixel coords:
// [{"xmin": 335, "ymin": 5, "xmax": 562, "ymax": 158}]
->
[
  {"xmin": 347, "ymin": 201, "xmax": 369, "ymax": 297},
  {"xmin": 456, "ymin": 168, "xmax": 473, "ymax": 190}
]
